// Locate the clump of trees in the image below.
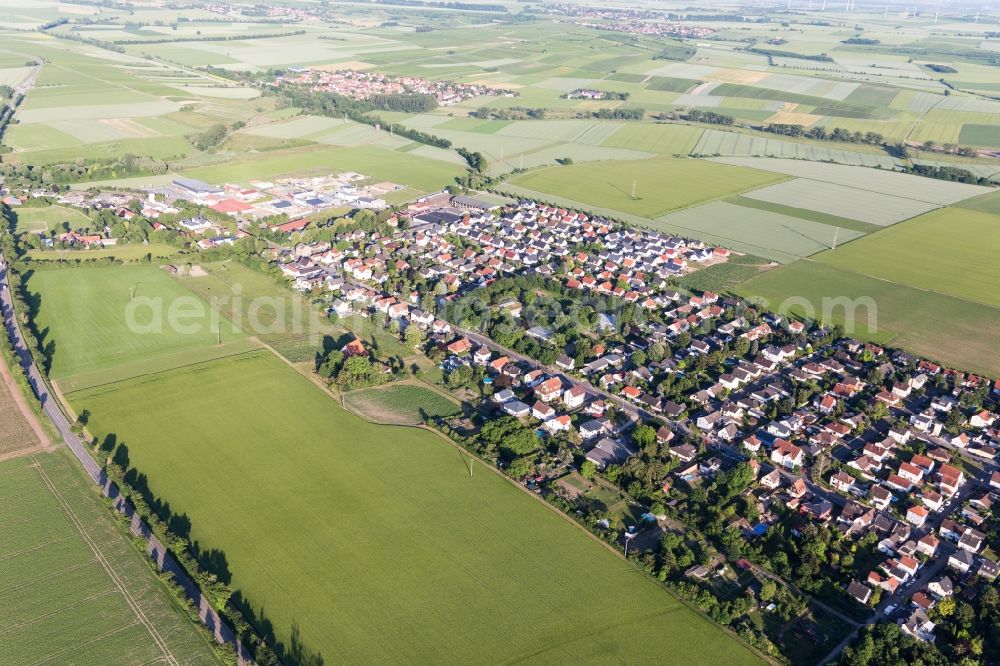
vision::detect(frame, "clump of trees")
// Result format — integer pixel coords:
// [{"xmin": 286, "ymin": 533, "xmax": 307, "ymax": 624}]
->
[
  {"xmin": 457, "ymin": 147, "xmax": 487, "ymax": 172},
  {"xmin": 188, "ymin": 123, "xmax": 229, "ymax": 151},
  {"xmin": 272, "ymin": 87, "xmax": 451, "ymax": 149},
  {"xmin": 685, "ymin": 109, "xmax": 734, "ymax": 125},
  {"xmin": 473, "ymin": 106, "xmax": 546, "ymax": 120},
  {"xmin": 592, "ymin": 107, "xmax": 644, "ymax": 120},
  {"xmin": 763, "ymin": 123, "xmax": 884, "ymax": 145},
  {"xmin": 0, "ymin": 155, "xmax": 171, "ymax": 186}
]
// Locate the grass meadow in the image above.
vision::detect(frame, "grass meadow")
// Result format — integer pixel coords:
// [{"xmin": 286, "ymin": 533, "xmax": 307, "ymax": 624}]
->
[
  {"xmin": 26, "ymin": 265, "xmax": 244, "ymax": 380},
  {"xmin": 0, "ymin": 451, "xmax": 218, "ymax": 666},
  {"xmin": 175, "ymin": 261, "xmax": 340, "ymax": 363},
  {"xmin": 69, "ymin": 350, "xmax": 763, "ymax": 665},
  {"xmin": 14, "ymin": 205, "xmax": 93, "ymax": 233},
  {"xmin": 27, "ymin": 243, "xmax": 179, "ymax": 262},
  {"xmin": 814, "ymin": 207, "xmax": 1000, "ymax": 308},
  {"xmin": 506, "ymin": 157, "xmax": 785, "ymax": 219},
  {"xmin": 342, "ymin": 383, "xmax": 459, "ymax": 425}
]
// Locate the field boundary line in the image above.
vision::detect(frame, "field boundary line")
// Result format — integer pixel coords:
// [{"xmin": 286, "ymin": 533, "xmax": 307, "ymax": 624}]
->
[
  {"xmin": 29, "ymin": 456, "xmax": 180, "ymax": 666},
  {"xmin": 59, "ymin": 344, "xmax": 265, "ymax": 397}
]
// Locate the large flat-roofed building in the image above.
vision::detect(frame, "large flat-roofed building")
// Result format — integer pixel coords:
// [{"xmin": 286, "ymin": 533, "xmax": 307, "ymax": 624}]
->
[{"xmin": 173, "ymin": 178, "xmax": 223, "ymax": 195}]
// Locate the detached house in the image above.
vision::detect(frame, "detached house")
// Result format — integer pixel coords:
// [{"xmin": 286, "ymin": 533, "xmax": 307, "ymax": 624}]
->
[{"xmin": 771, "ymin": 439, "xmax": 804, "ymax": 469}]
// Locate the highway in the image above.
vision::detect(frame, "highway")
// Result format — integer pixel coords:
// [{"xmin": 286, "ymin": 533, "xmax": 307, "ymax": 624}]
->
[{"xmin": 0, "ymin": 252, "xmax": 252, "ymax": 664}]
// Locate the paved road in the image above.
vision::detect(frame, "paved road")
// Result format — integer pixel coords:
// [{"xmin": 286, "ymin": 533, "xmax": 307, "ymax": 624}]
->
[
  {"xmin": 14, "ymin": 60, "xmax": 40, "ymax": 97},
  {"xmin": 0, "ymin": 253, "xmax": 252, "ymax": 664}
]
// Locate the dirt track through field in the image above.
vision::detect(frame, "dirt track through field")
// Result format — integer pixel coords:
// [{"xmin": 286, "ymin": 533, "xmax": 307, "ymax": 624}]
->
[{"xmin": 0, "ymin": 354, "xmax": 51, "ymax": 459}]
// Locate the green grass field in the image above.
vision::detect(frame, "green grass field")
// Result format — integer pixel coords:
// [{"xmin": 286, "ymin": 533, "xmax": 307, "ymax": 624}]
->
[
  {"xmin": 0, "ymin": 451, "xmax": 218, "ymax": 666},
  {"xmin": 506, "ymin": 157, "xmax": 785, "ymax": 219},
  {"xmin": 674, "ymin": 255, "xmax": 775, "ymax": 293},
  {"xmin": 958, "ymin": 123, "xmax": 1000, "ymax": 149},
  {"xmin": 174, "ymin": 261, "xmax": 338, "ymax": 363},
  {"xmin": 180, "ymin": 144, "xmax": 463, "ymax": 193},
  {"xmin": 27, "ymin": 243, "xmax": 179, "ymax": 262},
  {"xmin": 600, "ymin": 122, "xmax": 703, "ymax": 154},
  {"xmin": 27, "ymin": 265, "xmax": 244, "ymax": 379},
  {"xmin": 343, "ymin": 383, "xmax": 459, "ymax": 424},
  {"xmin": 736, "ymin": 260, "xmax": 1000, "ymax": 377},
  {"xmin": 14, "ymin": 204, "xmax": 92, "ymax": 233},
  {"xmin": 69, "ymin": 350, "xmax": 763, "ymax": 665},
  {"xmin": 814, "ymin": 207, "xmax": 1000, "ymax": 308},
  {"xmin": 956, "ymin": 190, "xmax": 1000, "ymax": 216}
]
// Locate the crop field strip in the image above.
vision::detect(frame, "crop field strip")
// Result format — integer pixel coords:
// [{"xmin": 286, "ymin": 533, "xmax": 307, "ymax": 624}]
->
[
  {"xmin": 654, "ymin": 201, "xmax": 865, "ymax": 262},
  {"xmin": 0, "ymin": 452, "xmax": 217, "ymax": 666},
  {"xmin": 741, "ymin": 179, "xmax": 939, "ymax": 226},
  {"xmin": 691, "ymin": 128, "xmax": 902, "ymax": 169},
  {"xmin": 706, "ymin": 157, "xmax": 989, "ymax": 204},
  {"xmin": 813, "ymin": 207, "xmax": 1000, "ymax": 309}
]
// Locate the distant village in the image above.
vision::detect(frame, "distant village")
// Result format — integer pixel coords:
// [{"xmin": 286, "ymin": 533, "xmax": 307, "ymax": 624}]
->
[
  {"xmin": 5, "ymin": 174, "xmax": 1000, "ymax": 651},
  {"xmin": 541, "ymin": 5, "xmax": 716, "ymax": 40},
  {"xmin": 274, "ymin": 69, "xmax": 517, "ymax": 106}
]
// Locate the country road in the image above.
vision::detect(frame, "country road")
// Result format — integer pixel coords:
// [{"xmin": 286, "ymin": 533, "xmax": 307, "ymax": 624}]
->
[{"xmin": 0, "ymin": 252, "xmax": 252, "ymax": 664}]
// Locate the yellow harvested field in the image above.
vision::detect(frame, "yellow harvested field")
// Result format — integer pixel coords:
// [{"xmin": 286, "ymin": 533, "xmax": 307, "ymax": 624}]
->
[
  {"xmin": 766, "ymin": 110, "xmax": 822, "ymax": 126},
  {"xmin": 707, "ymin": 69, "xmax": 770, "ymax": 84}
]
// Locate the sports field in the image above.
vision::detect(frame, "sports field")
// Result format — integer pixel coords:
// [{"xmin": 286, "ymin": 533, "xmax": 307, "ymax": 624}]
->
[
  {"xmin": 0, "ymin": 451, "xmax": 218, "ymax": 665},
  {"xmin": 343, "ymin": 383, "xmax": 459, "ymax": 425},
  {"xmin": 69, "ymin": 350, "xmax": 763, "ymax": 665},
  {"xmin": 506, "ymin": 157, "xmax": 785, "ymax": 218},
  {"xmin": 14, "ymin": 204, "xmax": 92, "ymax": 233},
  {"xmin": 26, "ymin": 265, "xmax": 246, "ymax": 380}
]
